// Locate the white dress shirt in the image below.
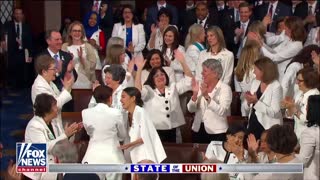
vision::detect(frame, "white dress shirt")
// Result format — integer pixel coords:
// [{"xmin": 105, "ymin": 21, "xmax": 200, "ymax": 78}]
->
[
  {"xmin": 187, "ymin": 80, "xmax": 232, "ymax": 134},
  {"xmin": 304, "ymin": 27, "xmax": 320, "ymax": 47},
  {"xmin": 297, "ymin": 126, "xmax": 320, "ymax": 180},
  {"xmin": 267, "ymin": 1, "xmax": 278, "ymax": 19},
  {"xmin": 196, "ymin": 49, "xmax": 234, "ymax": 85}
]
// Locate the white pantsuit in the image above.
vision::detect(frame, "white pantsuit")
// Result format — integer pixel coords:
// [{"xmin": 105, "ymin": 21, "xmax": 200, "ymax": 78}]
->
[
  {"xmin": 31, "ymin": 75, "xmax": 72, "ymax": 138},
  {"xmin": 82, "ymin": 103, "xmax": 126, "ymax": 180},
  {"xmin": 111, "ymin": 23, "xmax": 146, "ymax": 57},
  {"xmin": 242, "ymin": 80, "xmax": 283, "ymax": 130}
]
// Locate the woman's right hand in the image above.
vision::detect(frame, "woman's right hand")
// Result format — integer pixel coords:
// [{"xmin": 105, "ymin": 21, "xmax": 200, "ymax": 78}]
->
[
  {"xmin": 247, "ymin": 134, "xmax": 259, "ymax": 155},
  {"xmin": 64, "ymin": 122, "xmax": 82, "ymax": 138},
  {"xmin": 62, "ymin": 73, "xmax": 74, "ymax": 92},
  {"xmin": 151, "ymin": 23, "xmax": 157, "ymax": 34},
  {"xmin": 134, "ymin": 56, "xmax": 146, "ymax": 71}
]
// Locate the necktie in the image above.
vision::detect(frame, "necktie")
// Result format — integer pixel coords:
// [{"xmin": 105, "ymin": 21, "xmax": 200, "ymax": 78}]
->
[
  {"xmin": 241, "ymin": 23, "xmax": 246, "ymax": 38},
  {"xmin": 94, "ymin": 0, "xmax": 99, "ymax": 11},
  {"xmin": 199, "ymin": 20, "xmax": 203, "ymax": 25},
  {"xmin": 269, "ymin": 4, "xmax": 273, "ymax": 18},
  {"xmin": 308, "ymin": 5, "xmax": 313, "ymax": 15},
  {"xmin": 16, "ymin": 24, "xmax": 20, "ymax": 39},
  {"xmin": 53, "ymin": 54, "xmax": 59, "ymax": 68},
  {"xmin": 235, "ymin": 9, "xmax": 240, "ymax": 22}
]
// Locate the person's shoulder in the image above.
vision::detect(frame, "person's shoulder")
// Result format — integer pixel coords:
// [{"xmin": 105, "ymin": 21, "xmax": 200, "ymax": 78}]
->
[{"xmin": 208, "ymin": 141, "xmax": 223, "ymax": 147}]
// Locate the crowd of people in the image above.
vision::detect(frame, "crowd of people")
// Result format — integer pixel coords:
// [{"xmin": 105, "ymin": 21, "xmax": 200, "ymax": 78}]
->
[{"xmin": 1, "ymin": 0, "xmax": 320, "ymax": 180}]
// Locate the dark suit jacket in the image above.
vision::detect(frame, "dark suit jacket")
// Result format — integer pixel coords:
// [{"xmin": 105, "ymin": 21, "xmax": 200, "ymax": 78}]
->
[
  {"xmin": 63, "ymin": 173, "xmax": 100, "ymax": 180},
  {"xmin": 220, "ymin": 8, "xmax": 237, "ymax": 52},
  {"xmin": 4, "ymin": 21, "xmax": 33, "ymax": 57},
  {"xmin": 233, "ymin": 19, "xmax": 254, "ymax": 55},
  {"xmin": 40, "ymin": 49, "xmax": 78, "ymax": 89},
  {"xmin": 145, "ymin": 3, "xmax": 179, "ymax": 37},
  {"xmin": 254, "ymin": 1, "xmax": 292, "ymax": 33},
  {"xmin": 80, "ymin": 0, "xmax": 112, "ymax": 19},
  {"xmin": 294, "ymin": 1, "xmax": 320, "ymax": 20}
]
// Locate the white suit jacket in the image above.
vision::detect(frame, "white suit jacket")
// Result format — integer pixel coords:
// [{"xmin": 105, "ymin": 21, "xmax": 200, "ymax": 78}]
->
[
  {"xmin": 185, "ymin": 43, "xmax": 205, "ymax": 74},
  {"xmin": 297, "ymin": 126, "xmax": 320, "ymax": 180},
  {"xmin": 24, "ymin": 116, "xmax": 68, "ymax": 180},
  {"xmin": 165, "ymin": 45, "xmax": 186, "ymax": 81},
  {"xmin": 196, "ymin": 49, "xmax": 234, "ymax": 85},
  {"xmin": 81, "ymin": 103, "xmax": 126, "ymax": 164},
  {"xmin": 188, "ymin": 80, "xmax": 232, "ymax": 134},
  {"xmin": 261, "ymin": 38, "xmax": 303, "ymax": 81},
  {"xmin": 304, "ymin": 27, "xmax": 320, "ymax": 47},
  {"xmin": 281, "ymin": 62, "xmax": 303, "ymax": 98},
  {"xmin": 141, "ymin": 77, "xmax": 192, "ymax": 130},
  {"xmin": 242, "ymin": 80, "xmax": 283, "ymax": 130},
  {"xmin": 31, "ymin": 75, "xmax": 72, "ymax": 137},
  {"xmin": 111, "ymin": 23, "xmax": 146, "ymax": 56}
]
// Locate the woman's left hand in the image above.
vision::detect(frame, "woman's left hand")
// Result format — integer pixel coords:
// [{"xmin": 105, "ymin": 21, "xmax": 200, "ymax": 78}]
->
[
  {"xmin": 119, "ymin": 143, "xmax": 131, "ymax": 150},
  {"xmin": 244, "ymin": 92, "xmax": 258, "ymax": 104},
  {"xmin": 174, "ymin": 50, "xmax": 185, "ymax": 63},
  {"xmin": 127, "ymin": 42, "xmax": 135, "ymax": 53}
]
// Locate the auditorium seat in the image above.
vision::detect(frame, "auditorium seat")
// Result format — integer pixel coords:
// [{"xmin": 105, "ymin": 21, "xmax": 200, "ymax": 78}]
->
[{"xmin": 71, "ymin": 89, "xmax": 92, "ymax": 112}]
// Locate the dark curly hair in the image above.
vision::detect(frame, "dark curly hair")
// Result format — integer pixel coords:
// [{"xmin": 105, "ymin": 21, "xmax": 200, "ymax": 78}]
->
[
  {"xmin": 267, "ymin": 124, "xmax": 297, "ymax": 154},
  {"xmin": 93, "ymin": 85, "xmax": 113, "ymax": 103},
  {"xmin": 34, "ymin": 93, "xmax": 57, "ymax": 118}
]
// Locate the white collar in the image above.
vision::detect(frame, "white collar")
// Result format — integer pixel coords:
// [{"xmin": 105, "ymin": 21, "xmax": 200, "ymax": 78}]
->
[
  {"xmin": 198, "ymin": 15, "xmax": 208, "ymax": 24},
  {"xmin": 47, "ymin": 48, "xmax": 59, "ymax": 58},
  {"xmin": 186, "ymin": 4, "xmax": 194, "ymax": 10},
  {"xmin": 157, "ymin": 2, "xmax": 167, "ymax": 9},
  {"xmin": 241, "ymin": 20, "xmax": 250, "ymax": 26},
  {"xmin": 269, "ymin": 1, "xmax": 278, "ymax": 8}
]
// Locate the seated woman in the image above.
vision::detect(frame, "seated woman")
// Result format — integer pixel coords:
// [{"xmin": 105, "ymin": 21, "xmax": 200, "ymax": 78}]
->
[
  {"xmin": 205, "ymin": 124, "xmax": 247, "ymax": 180},
  {"xmin": 140, "ymin": 49, "xmax": 175, "ymax": 84},
  {"xmin": 135, "ymin": 51, "xmax": 193, "ymax": 143},
  {"xmin": 120, "ymin": 87, "xmax": 166, "ymax": 164},
  {"xmin": 82, "ymin": 85, "xmax": 126, "ymax": 180},
  {"xmin": 62, "ymin": 21, "xmax": 97, "ymax": 89},
  {"xmin": 282, "ymin": 68, "xmax": 319, "ymax": 141},
  {"xmin": 297, "ymin": 95, "xmax": 320, "ymax": 180},
  {"xmin": 24, "ymin": 93, "xmax": 81, "ymax": 180},
  {"xmin": 243, "ymin": 57, "xmax": 283, "ymax": 140},
  {"xmin": 247, "ymin": 130, "xmax": 275, "ymax": 163},
  {"xmin": 188, "ymin": 59, "xmax": 232, "ymax": 143},
  {"xmin": 251, "ymin": 124, "xmax": 302, "ymax": 180}
]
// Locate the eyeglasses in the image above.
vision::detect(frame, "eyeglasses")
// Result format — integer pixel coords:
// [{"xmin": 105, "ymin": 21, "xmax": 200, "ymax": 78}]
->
[
  {"xmin": 296, "ymin": 78, "xmax": 304, "ymax": 82},
  {"xmin": 72, "ymin": 30, "xmax": 82, "ymax": 33}
]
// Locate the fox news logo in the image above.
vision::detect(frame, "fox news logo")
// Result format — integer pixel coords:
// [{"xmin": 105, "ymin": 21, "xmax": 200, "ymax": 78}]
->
[{"xmin": 16, "ymin": 143, "xmax": 47, "ymax": 172}]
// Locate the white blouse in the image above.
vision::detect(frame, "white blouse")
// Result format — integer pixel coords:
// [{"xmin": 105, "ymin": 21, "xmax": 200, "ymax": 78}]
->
[{"xmin": 164, "ymin": 45, "xmax": 186, "ymax": 81}]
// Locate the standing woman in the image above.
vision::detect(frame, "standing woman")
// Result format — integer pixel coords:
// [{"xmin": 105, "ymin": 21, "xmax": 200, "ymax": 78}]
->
[
  {"xmin": 82, "ymin": 86, "xmax": 126, "ymax": 180},
  {"xmin": 161, "ymin": 25, "xmax": 186, "ymax": 81},
  {"xmin": 282, "ymin": 68, "xmax": 319, "ymax": 141},
  {"xmin": 62, "ymin": 21, "xmax": 97, "ymax": 89},
  {"xmin": 135, "ymin": 51, "xmax": 193, "ymax": 143},
  {"xmin": 147, "ymin": 8, "xmax": 172, "ymax": 51},
  {"xmin": 120, "ymin": 87, "xmax": 166, "ymax": 164},
  {"xmin": 25, "ymin": 93, "xmax": 81, "ymax": 180},
  {"xmin": 112, "ymin": 4, "xmax": 146, "ymax": 57},
  {"xmin": 196, "ymin": 26, "xmax": 234, "ymax": 85},
  {"xmin": 297, "ymin": 95, "xmax": 320, "ymax": 180},
  {"xmin": 243, "ymin": 57, "xmax": 283, "ymax": 140},
  {"xmin": 184, "ymin": 24, "xmax": 206, "ymax": 75}
]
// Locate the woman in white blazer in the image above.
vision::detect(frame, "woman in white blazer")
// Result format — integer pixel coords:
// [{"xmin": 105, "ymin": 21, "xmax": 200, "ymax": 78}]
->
[
  {"xmin": 281, "ymin": 45, "xmax": 319, "ymax": 98},
  {"xmin": 111, "ymin": 4, "xmax": 145, "ymax": 57},
  {"xmin": 147, "ymin": 8, "xmax": 172, "ymax": 51},
  {"xmin": 304, "ymin": 14, "xmax": 320, "ymax": 47},
  {"xmin": 120, "ymin": 87, "xmax": 166, "ymax": 164},
  {"xmin": 82, "ymin": 86, "xmax": 126, "ymax": 180},
  {"xmin": 32, "ymin": 55, "xmax": 74, "ymax": 138},
  {"xmin": 184, "ymin": 24, "xmax": 206, "ymax": 75},
  {"xmin": 282, "ymin": 68, "xmax": 319, "ymax": 141},
  {"xmin": 251, "ymin": 16, "xmax": 306, "ymax": 81},
  {"xmin": 297, "ymin": 95, "xmax": 320, "ymax": 180},
  {"xmin": 196, "ymin": 26, "xmax": 234, "ymax": 85},
  {"xmin": 243, "ymin": 57, "xmax": 283, "ymax": 140},
  {"xmin": 135, "ymin": 51, "xmax": 193, "ymax": 142},
  {"xmin": 161, "ymin": 25, "xmax": 186, "ymax": 81},
  {"xmin": 141, "ymin": 49, "xmax": 175, "ymax": 84},
  {"xmin": 188, "ymin": 59, "xmax": 232, "ymax": 143},
  {"xmin": 24, "ymin": 93, "xmax": 81, "ymax": 180}
]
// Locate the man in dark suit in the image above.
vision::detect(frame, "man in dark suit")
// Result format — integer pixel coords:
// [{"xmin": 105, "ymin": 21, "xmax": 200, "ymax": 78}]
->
[
  {"xmin": 40, "ymin": 29, "xmax": 77, "ymax": 90},
  {"xmin": 145, "ymin": 0, "xmax": 178, "ymax": 38},
  {"xmin": 5, "ymin": 8, "xmax": 33, "ymax": 88},
  {"xmin": 294, "ymin": 0, "xmax": 320, "ymax": 32},
  {"xmin": 182, "ymin": 2, "xmax": 220, "ymax": 41},
  {"xmin": 254, "ymin": 0, "xmax": 292, "ymax": 33},
  {"xmin": 80, "ymin": 0, "xmax": 112, "ymax": 18}
]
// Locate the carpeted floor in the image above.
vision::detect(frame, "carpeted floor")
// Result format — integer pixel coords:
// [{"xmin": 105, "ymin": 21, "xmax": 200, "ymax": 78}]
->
[{"xmin": 0, "ymin": 87, "xmax": 33, "ymax": 179}]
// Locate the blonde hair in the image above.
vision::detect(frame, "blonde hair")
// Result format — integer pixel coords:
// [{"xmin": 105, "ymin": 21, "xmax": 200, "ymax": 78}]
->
[
  {"xmin": 105, "ymin": 44, "xmax": 125, "ymax": 65},
  {"xmin": 184, "ymin": 24, "xmax": 204, "ymax": 49},
  {"xmin": 105, "ymin": 37, "xmax": 125, "ymax": 65},
  {"xmin": 245, "ymin": 21, "xmax": 266, "ymax": 46},
  {"xmin": 66, "ymin": 21, "xmax": 86, "ymax": 46},
  {"xmin": 206, "ymin": 26, "xmax": 226, "ymax": 53},
  {"xmin": 235, "ymin": 42, "xmax": 261, "ymax": 82}
]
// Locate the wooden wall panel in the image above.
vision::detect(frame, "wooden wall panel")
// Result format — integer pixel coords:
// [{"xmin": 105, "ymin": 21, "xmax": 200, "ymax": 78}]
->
[{"xmin": 61, "ymin": 1, "xmax": 81, "ymax": 22}]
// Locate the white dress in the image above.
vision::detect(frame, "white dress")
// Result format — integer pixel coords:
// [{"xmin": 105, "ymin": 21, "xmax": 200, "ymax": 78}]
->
[
  {"xmin": 164, "ymin": 45, "xmax": 185, "ymax": 81},
  {"xmin": 126, "ymin": 106, "xmax": 166, "ymax": 163},
  {"xmin": 66, "ymin": 44, "xmax": 92, "ymax": 89}
]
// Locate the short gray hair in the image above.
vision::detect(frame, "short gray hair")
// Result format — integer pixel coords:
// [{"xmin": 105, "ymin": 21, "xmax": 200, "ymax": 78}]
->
[
  {"xmin": 104, "ymin": 64, "xmax": 126, "ymax": 84},
  {"xmin": 52, "ymin": 140, "xmax": 78, "ymax": 163},
  {"xmin": 202, "ymin": 59, "xmax": 223, "ymax": 79}
]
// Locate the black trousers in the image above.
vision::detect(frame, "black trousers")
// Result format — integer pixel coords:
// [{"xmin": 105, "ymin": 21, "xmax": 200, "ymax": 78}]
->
[
  {"xmin": 157, "ymin": 128, "xmax": 176, "ymax": 143},
  {"xmin": 192, "ymin": 123, "xmax": 226, "ymax": 143}
]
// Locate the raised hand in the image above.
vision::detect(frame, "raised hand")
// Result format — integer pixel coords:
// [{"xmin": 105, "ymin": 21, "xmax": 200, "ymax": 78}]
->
[
  {"xmin": 64, "ymin": 122, "xmax": 81, "ymax": 137},
  {"xmin": 92, "ymin": 80, "xmax": 101, "ymax": 92},
  {"xmin": 200, "ymin": 82, "xmax": 209, "ymax": 97},
  {"xmin": 62, "ymin": 72, "xmax": 74, "ymax": 91},
  {"xmin": 244, "ymin": 92, "xmax": 258, "ymax": 105},
  {"xmin": 67, "ymin": 59, "xmax": 75, "ymax": 72},
  {"xmin": 262, "ymin": 15, "xmax": 272, "ymax": 27},
  {"xmin": 151, "ymin": 23, "xmax": 157, "ymax": 34},
  {"xmin": 127, "ymin": 42, "xmax": 135, "ymax": 53},
  {"xmin": 235, "ymin": 28, "xmax": 244, "ymax": 38},
  {"xmin": 247, "ymin": 134, "xmax": 260, "ymax": 155},
  {"xmin": 174, "ymin": 50, "xmax": 185, "ymax": 63},
  {"xmin": 134, "ymin": 55, "xmax": 146, "ymax": 70}
]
